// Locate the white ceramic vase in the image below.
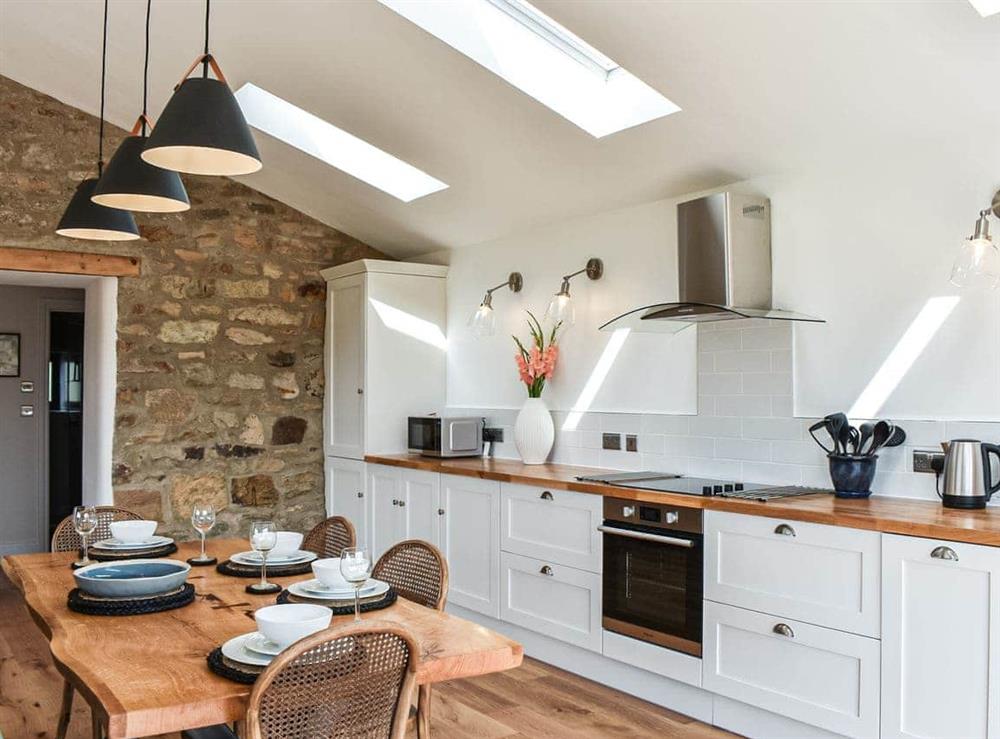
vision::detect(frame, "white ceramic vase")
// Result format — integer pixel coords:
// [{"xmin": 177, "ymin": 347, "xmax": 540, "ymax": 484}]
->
[{"xmin": 514, "ymin": 397, "xmax": 555, "ymax": 465}]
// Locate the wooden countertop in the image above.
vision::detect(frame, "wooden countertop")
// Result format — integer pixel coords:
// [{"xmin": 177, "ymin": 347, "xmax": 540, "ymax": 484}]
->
[{"xmin": 366, "ymin": 453, "xmax": 1000, "ymax": 547}]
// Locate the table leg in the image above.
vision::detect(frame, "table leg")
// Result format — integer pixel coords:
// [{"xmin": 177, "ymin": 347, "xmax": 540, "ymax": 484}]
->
[
  {"xmin": 417, "ymin": 685, "xmax": 432, "ymax": 738},
  {"xmin": 55, "ymin": 679, "xmax": 74, "ymax": 739}
]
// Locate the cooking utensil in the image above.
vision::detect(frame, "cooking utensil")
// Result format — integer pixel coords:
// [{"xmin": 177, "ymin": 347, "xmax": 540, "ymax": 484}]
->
[
  {"xmin": 884, "ymin": 426, "xmax": 906, "ymax": 448},
  {"xmin": 847, "ymin": 426, "xmax": 860, "ymax": 455},
  {"xmin": 868, "ymin": 420, "xmax": 893, "ymax": 455},
  {"xmin": 808, "ymin": 419, "xmax": 836, "ymax": 454},
  {"xmin": 857, "ymin": 422, "xmax": 874, "ymax": 455},
  {"xmin": 825, "ymin": 413, "xmax": 849, "ymax": 455}
]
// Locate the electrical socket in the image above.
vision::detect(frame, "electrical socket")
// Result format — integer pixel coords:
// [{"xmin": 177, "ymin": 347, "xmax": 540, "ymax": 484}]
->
[
  {"xmin": 602, "ymin": 433, "xmax": 622, "ymax": 451},
  {"xmin": 483, "ymin": 427, "xmax": 504, "ymax": 443},
  {"xmin": 913, "ymin": 450, "xmax": 945, "ymax": 474},
  {"xmin": 625, "ymin": 434, "xmax": 638, "ymax": 452}
]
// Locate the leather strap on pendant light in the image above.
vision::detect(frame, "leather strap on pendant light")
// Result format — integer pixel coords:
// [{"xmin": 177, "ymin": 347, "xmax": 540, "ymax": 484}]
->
[
  {"xmin": 128, "ymin": 114, "xmax": 155, "ymax": 136},
  {"xmin": 172, "ymin": 53, "xmax": 228, "ymax": 90}
]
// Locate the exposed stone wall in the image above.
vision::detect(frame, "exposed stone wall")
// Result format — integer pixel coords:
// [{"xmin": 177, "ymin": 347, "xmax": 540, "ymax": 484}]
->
[{"xmin": 0, "ymin": 75, "xmax": 387, "ymax": 539}]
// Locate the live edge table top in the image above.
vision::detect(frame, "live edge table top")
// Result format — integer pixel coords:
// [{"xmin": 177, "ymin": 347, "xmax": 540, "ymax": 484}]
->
[{"xmin": 1, "ymin": 538, "xmax": 523, "ymax": 739}]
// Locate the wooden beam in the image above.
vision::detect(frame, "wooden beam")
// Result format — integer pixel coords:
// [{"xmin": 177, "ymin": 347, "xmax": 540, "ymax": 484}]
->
[{"xmin": 0, "ymin": 247, "xmax": 140, "ymax": 277}]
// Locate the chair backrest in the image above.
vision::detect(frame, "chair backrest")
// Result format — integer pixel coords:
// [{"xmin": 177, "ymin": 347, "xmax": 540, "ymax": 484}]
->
[
  {"xmin": 301, "ymin": 516, "xmax": 356, "ymax": 558},
  {"xmin": 50, "ymin": 506, "xmax": 143, "ymax": 552},
  {"xmin": 246, "ymin": 621, "xmax": 419, "ymax": 739},
  {"xmin": 372, "ymin": 539, "xmax": 449, "ymax": 611}
]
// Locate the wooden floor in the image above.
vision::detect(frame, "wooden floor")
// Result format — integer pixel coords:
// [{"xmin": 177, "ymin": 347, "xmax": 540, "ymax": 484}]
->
[{"xmin": 0, "ymin": 571, "xmax": 733, "ymax": 739}]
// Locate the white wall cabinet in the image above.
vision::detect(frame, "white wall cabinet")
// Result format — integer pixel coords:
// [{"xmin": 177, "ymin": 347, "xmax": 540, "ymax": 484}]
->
[
  {"xmin": 439, "ymin": 474, "xmax": 501, "ymax": 618},
  {"xmin": 703, "ymin": 600, "xmax": 881, "ymax": 739},
  {"xmin": 322, "ymin": 260, "xmax": 447, "ymax": 460},
  {"xmin": 881, "ymin": 533, "xmax": 1000, "ymax": 739},
  {"xmin": 705, "ymin": 510, "xmax": 881, "ymax": 638},
  {"xmin": 500, "ymin": 484, "xmax": 602, "ymax": 572},
  {"xmin": 324, "ymin": 457, "xmax": 368, "ymax": 550}
]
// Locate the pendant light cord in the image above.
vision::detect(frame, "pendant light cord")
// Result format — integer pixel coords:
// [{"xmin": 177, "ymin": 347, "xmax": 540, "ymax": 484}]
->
[
  {"xmin": 202, "ymin": 0, "xmax": 211, "ymax": 78},
  {"xmin": 141, "ymin": 0, "xmax": 151, "ymax": 136},
  {"xmin": 98, "ymin": 0, "xmax": 109, "ymax": 175}
]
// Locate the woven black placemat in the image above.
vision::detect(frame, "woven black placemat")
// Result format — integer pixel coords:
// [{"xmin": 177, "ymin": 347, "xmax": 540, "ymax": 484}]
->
[
  {"xmin": 88, "ymin": 543, "xmax": 178, "ymax": 562},
  {"xmin": 276, "ymin": 586, "xmax": 397, "ymax": 614},
  {"xmin": 216, "ymin": 559, "xmax": 313, "ymax": 578},
  {"xmin": 207, "ymin": 647, "xmax": 262, "ymax": 684},
  {"xmin": 67, "ymin": 583, "xmax": 196, "ymax": 616}
]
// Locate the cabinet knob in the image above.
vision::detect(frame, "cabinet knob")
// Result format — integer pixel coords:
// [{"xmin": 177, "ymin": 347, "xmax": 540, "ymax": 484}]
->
[
  {"xmin": 540, "ymin": 491, "xmax": 554, "ymax": 501},
  {"xmin": 356, "ymin": 491, "xmax": 364, "ymax": 499},
  {"xmin": 774, "ymin": 524, "xmax": 796, "ymax": 537},
  {"xmin": 357, "ymin": 387, "xmax": 364, "ymax": 395},
  {"xmin": 398, "ymin": 500, "xmax": 406, "ymax": 508},
  {"xmin": 772, "ymin": 623, "xmax": 795, "ymax": 638},
  {"xmin": 391, "ymin": 499, "xmax": 399, "ymax": 506},
  {"xmin": 665, "ymin": 511, "xmax": 679, "ymax": 524},
  {"xmin": 540, "ymin": 565, "xmax": 554, "ymax": 576},
  {"xmin": 437, "ymin": 508, "xmax": 445, "ymax": 516},
  {"xmin": 931, "ymin": 546, "xmax": 959, "ymax": 561}
]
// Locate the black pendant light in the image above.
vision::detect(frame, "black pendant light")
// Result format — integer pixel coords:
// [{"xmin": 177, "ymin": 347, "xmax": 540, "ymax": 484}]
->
[
  {"xmin": 56, "ymin": 0, "xmax": 140, "ymax": 241},
  {"xmin": 92, "ymin": 0, "xmax": 189, "ymax": 213},
  {"xmin": 142, "ymin": 0, "xmax": 261, "ymax": 176}
]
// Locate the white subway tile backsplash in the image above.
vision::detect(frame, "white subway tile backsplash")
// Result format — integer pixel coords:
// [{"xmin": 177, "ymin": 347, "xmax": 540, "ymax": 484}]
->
[
  {"xmin": 579, "ymin": 431, "xmax": 602, "ymax": 449},
  {"xmin": 742, "ymin": 417, "xmax": 803, "ymax": 441},
  {"xmin": 700, "ymin": 330, "xmax": 742, "ymax": 351},
  {"xmin": 689, "ymin": 416, "xmax": 742, "ymax": 438},
  {"xmin": 600, "ymin": 449, "xmax": 645, "ymax": 471},
  {"xmin": 716, "ymin": 395, "xmax": 772, "ymax": 417},
  {"xmin": 714, "ymin": 350, "xmax": 771, "ymax": 373},
  {"xmin": 945, "ymin": 421, "xmax": 1000, "ymax": 441},
  {"xmin": 741, "ymin": 372, "xmax": 792, "ymax": 396},
  {"xmin": 697, "ymin": 396, "xmax": 716, "ymax": 416},
  {"xmin": 699, "ymin": 373, "xmax": 742, "ymax": 395},
  {"xmin": 687, "ymin": 457, "xmax": 742, "ymax": 479},
  {"xmin": 640, "ymin": 434, "xmax": 666, "ymax": 455},
  {"xmin": 641, "ymin": 414, "xmax": 691, "ymax": 435},
  {"xmin": 740, "ymin": 326, "xmax": 793, "ymax": 351},
  {"xmin": 771, "ymin": 440, "xmax": 827, "ymax": 466},
  {"xmin": 600, "ymin": 413, "xmax": 643, "ymax": 434},
  {"xmin": 741, "ymin": 462, "xmax": 802, "ymax": 485},
  {"xmin": 698, "ymin": 353, "xmax": 716, "ymax": 373},
  {"xmin": 716, "ymin": 438, "xmax": 772, "ymax": 462},
  {"xmin": 770, "ymin": 396, "xmax": 794, "ymax": 418},
  {"xmin": 665, "ymin": 436, "xmax": 715, "ymax": 458}
]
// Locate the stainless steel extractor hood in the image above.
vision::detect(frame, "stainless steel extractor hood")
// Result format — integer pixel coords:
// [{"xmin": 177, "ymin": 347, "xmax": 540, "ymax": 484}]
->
[{"xmin": 600, "ymin": 192, "xmax": 823, "ymax": 333}]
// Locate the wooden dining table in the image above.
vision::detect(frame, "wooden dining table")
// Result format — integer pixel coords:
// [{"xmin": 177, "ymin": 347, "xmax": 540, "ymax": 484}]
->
[{"xmin": 1, "ymin": 538, "xmax": 524, "ymax": 738}]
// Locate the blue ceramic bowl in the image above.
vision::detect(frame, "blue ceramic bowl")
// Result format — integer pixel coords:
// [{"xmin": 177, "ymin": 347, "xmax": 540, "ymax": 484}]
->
[{"xmin": 73, "ymin": 559, "xmax": 191, "ymax": 598}]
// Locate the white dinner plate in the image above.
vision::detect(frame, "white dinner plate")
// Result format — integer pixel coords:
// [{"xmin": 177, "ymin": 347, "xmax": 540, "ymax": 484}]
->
[
  {"xmin": 221, "ymin": 632, "xmax": 275, "ymax": 667},
  {"xmin": 244, "ymin": 632, "xmax": 284, "ymax": 657},
  {"xmin": 91, "ymin": 535, "xmax": 173, "ymax": 550},
  {"xmin": 230, "ymin": 550, "xmax": 317, "ymax": 566},
  {"xmin": 288, "ymin": 579, "xmax": 389, "ymax": 601}
]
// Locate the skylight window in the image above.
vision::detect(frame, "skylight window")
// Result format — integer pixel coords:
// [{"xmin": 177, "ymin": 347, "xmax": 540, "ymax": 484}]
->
[
  {"xmin": 969, "ymin": 0, "xmax": 1000, "ymax": 16},
  {"xmin": 378, "ymin": 0, "xmax": 679, "ymax": 138},
  {"xmin": 234, "ymin": 83, "xmax": 448, "ymax": 203}
]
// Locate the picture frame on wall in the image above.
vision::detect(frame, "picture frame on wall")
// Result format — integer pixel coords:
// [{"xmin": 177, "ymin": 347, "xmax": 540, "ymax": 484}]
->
[{"xmin": 0, "ymin": 333, "xmax": 20, "ymax": 377}]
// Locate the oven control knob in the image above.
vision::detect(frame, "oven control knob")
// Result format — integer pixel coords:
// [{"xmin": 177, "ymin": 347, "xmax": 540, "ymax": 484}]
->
[
  {"xmin": 622, "ymin": 505, "xmax": 636, "ymax": 518},
  {"xmin": 713, "ymin": 485, "xmax": 723, "ymax": 494},
  {"xmin": 735, "ymin": 483, "xmax": 744, "ymax": 491},
  {"xmin": 724, "ymin": 484, "xmax": 734, "ymax": 493},
  {"xmin": 702, "ymin": 485, "xmax": 712, "ymax": 496},
  {"xmin": 665, "ymin": 511, "xmax": 679, "ymax": 524}
]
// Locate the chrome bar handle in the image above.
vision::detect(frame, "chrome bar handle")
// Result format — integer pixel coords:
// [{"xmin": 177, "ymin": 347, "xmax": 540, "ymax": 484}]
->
[{"xmin": 597, "ymin": 525, "xmax": 695, "ymax": 548}]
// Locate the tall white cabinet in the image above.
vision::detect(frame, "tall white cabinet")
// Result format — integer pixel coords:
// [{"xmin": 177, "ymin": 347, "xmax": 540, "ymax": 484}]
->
[
  {"xmin": 881, "ymin": 533, "xmax": 1000, "ymax": 739},
  {"xmin": 321, "ymin": 259, "xmax": 447, "ymax": 551}
]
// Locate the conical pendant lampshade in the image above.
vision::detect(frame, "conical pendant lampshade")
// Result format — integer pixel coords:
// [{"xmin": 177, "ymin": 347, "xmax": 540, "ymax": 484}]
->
[
  {"xmin": 93, "ymin": 132, "xmax": 190, "ymax": 212},
  {"xmin": 57, "ymin": 178, "xmax": 141, "ymax": 241},
  {"xmin": 143, "ymin": 59, "xmax": 261, "ymax": 176}
]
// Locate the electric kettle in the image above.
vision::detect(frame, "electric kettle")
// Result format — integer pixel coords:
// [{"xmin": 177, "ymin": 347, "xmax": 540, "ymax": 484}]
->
[{"xmin": 940, "ymin": 439, "xmax": 1000, "ymax": 509}]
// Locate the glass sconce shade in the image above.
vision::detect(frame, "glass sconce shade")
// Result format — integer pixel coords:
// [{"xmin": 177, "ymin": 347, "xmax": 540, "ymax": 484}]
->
[
  {"xmin": 951, "ymin": 236, "xmax": 1000, "ymax": 289},
  {"xmin": 545, "ymin": 282, "xmax": 575, "ymax": 327}
]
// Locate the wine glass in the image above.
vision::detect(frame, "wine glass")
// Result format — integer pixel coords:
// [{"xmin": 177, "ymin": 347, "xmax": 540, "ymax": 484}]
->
[
  {"xmin": 72, "ymin": 505, "xmax": 98, "ymax": 567},
  {"xmin": 340, "ymin": 547, "xmax": 371, "ymax": 623},
  {"xmin": 248, "ymin": 520, "xmax": 278, "ymax": 593},
  {"xmin": 190, "ymin": 504, "xmax": 216, "ymax": 563}
]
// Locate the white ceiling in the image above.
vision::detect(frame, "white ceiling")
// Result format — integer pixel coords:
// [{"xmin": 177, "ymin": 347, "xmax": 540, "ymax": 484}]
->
[{"xmin": 2, "ymin": 0, "xmax": 1000, "ymax": 258}]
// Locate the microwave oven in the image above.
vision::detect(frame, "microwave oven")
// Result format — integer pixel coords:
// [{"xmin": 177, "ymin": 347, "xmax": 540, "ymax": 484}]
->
[{"xmin": 407, "ymin": 416, "xmax": 484, "ymax": 458}]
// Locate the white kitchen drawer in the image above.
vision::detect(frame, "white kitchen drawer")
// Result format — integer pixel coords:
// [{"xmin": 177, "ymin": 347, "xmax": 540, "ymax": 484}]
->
[
  {"xmin": 500, "ymin": 551, "xmax": 602, "ymax": 652},
  {"xmin": 703, "ymin": 601, "xmax": 880, "ymax": 739},
  {"xmin": 500, "ymin": 483, "xmax": 602, "ymax": 572},
  {"xmin": 705, "ymin": 510, "xmax": 881, "ymax": 637}
]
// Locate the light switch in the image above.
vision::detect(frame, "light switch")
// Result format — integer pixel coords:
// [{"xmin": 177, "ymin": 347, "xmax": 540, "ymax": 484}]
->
[{"xmin": 20, "ymin": 405, "xmax": 34, "ymax": 417}]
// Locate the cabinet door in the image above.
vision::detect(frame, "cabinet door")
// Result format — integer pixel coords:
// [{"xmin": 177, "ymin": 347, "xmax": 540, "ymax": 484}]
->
[
  {"xmin": 500, "ymin": 552, "xmax": 602, "ymax": 652},
  {"xmin": 325, "ymin": 274, "xmax": 366, "ymax": 459},
  {"xmin": 882, "ymin": 534, "xmax": 1000, "ymax": 739},
  {"xmin": 324, "ymin": 457, "xmax": 368, "ymax": 551},
  {"xmin": 703, "ymin": 601, "xmax": 880, "ymax": 739},
  {"xmin": 440, "ymin": 474, "xmax": 500, "ymax": 617},
  {"xmin": 400, "ymin": 469, "xmax": 440, "ymax": 546},
  {"xmin": 367, "ymin": 465, "xmax": 402, "ymax": 562}
]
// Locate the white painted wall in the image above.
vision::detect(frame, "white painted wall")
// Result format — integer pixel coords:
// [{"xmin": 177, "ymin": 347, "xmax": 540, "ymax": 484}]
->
[{"xmin": 445, "ymin": 200, "xmax": 697, "ymax": 414}]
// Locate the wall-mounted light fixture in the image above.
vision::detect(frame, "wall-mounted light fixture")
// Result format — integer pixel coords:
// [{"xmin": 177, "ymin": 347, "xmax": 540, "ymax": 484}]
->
[
  {"xmin": 545, "ymin": 258, "xmax": 604, "ymax": 327},
  {"xmin": 952, "ymin": 193, "xmax": 1000, "ymax": 289},
  {"xmin": 469, "ymin": 272, "xmax": 524, "ymax": 337}
]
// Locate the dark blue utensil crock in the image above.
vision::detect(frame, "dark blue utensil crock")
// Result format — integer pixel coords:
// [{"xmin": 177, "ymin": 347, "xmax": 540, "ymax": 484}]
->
[{"xmin": 828, "ymin": 454, "xmax": 877, "ymax": 498}]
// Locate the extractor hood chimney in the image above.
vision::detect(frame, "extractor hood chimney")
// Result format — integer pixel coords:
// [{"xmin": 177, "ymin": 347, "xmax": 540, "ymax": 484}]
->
[{"xmin": 600, "ymin": 192, "xmax": 823, "ymax": 333}]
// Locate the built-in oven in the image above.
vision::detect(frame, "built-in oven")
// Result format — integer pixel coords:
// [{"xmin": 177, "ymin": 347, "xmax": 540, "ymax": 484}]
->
[{"xmin": 600, "ymin": 497, "xmax": 703, "ymax": 657}]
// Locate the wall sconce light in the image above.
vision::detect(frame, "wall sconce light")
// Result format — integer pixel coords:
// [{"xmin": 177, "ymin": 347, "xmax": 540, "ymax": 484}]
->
[
  {"xmin": 952, "ymin": 194, "xmax": 1000, "ymax": 289},
  {"xmin": 469, "ymin": 272, "xmax": 524, "ymax": 337},
  {"xmin": 545, "ymin": 258, "xmax": 604, "ymax": 327}
]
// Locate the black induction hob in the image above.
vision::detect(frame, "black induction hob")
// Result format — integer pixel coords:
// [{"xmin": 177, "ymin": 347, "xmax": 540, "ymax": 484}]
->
[{"xmin": 576, "ymin": 471, "xmax": 827, "ymax": 501}]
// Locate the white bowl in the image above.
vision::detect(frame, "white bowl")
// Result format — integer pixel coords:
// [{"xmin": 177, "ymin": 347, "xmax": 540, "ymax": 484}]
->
[
  {"xmin": 272, "ymin": 531, "xmax": 304, "ymax": 557},
  {"xmin": 109, "ymin": 520, "xmax": 158, "ymax": 544},
  {"xmin": 254, "ymin": 604, "xmax": 331, "ymax": 648},
  {"xmin": 312, "ymin": 558, "xmax": 351, "ymax": 590}
]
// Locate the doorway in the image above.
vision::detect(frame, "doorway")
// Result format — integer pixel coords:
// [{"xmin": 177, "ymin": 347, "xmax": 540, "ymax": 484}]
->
[{"xmin": 47, "ymin": 310, "xmax": 85, "ymax": 537}]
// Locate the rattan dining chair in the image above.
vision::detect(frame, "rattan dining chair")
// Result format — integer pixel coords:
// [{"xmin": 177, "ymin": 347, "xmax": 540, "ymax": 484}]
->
[
  {"xmin": 372, "ymin": 540, "xmax": 449, "ymax": 738},
  {"xmin": 51, "ymin": 505, "xmax": 144, "ymax": 739},
  {"xmin": 182, "ymin": 622, "xmax": 419, "ymax": 739},
  {"xmin": 301, "ymin": 515, "xmax": 356, "ymax": 558}
]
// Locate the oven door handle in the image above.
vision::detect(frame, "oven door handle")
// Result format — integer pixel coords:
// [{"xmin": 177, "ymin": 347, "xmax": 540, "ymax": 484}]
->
[{"xmin": 597, "ymin": 525, "xmax": 696, "ymax": 548}]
